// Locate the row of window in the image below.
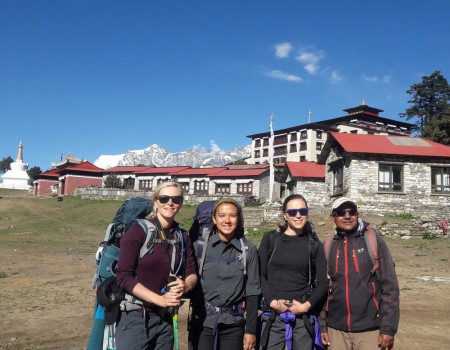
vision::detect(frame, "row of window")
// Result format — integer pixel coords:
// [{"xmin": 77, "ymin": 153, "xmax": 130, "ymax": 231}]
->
[
  {"xmin": 332, "ymin": 165, "xmax": 450, "ymax": 194},
  {"xmin": 254, "ymin": 130, "xmax": 323, "ymax": 148},
  {"xmin": 135, "ymin": 178, "xmax": 254, "ymax": 195},
  {"xmin": 254, "ymin": 142, "xmax": 323, "ymax": 158}
]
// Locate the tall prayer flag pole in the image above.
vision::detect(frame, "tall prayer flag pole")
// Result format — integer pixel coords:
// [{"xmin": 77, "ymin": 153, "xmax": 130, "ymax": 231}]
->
[{"xmin": 268, "ymin": 113, "xmax": 275, "ymax": 204}]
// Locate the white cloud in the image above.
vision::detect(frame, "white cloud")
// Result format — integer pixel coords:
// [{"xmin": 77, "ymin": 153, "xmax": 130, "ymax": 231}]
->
[
  {"xmin": 295, "ymin": 49, "xmax": 324, "ymax": 75},
  {"xmin": 210, "ymin": 140, "xmax": 221, "ymax": 153},
  {"xmin": 361, "ymin": 74, "xmax": 393, "ymax": 83},
  {"xmin": 274, "ymin": 42, "xmax": 293, "ymax": 58},
  {"xmin": 330, "ymin": 70, "xmax": 343, "ymax": 84},
  {"xmin": 265, "ymin": 70, "xmax": 303, "ymax": 82}
]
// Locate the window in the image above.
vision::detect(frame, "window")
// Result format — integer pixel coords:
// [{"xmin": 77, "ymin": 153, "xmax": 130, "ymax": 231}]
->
[
  {"xmin": 290, "ymin": 133, "xmax": 297, "ymax": 142},
  {"xmin": 123, "ymin": 177, "xmax": 135, "ymax": 190},
  {"xmin": 316, "ymin": 142, "xmax": 322, "ymax": 151},
  {"xmin": 263, "ymin": 138, "xmax": 269, "ymax": 146},
  {"xmin": 300, "ymin": 142, "xmax": 307, "ymax": 151},
  {"xmin": 274, "ymin": 146, "xmax": 287, "ymax": 156},
  {"xmin": 378, "ymin": 164, "xmax": 403, "ymax": 192},
  {"xmin": 431, "ymin": 167, "xmax": 450, "ymax": 193},
  {"xmin": 333, "ymin": 165, "xmax": 343, "ymax": 194},
  {"xmin": 237, "ymin": 182, "xmax": 253, "ymax": 195},
  {"xmin": 215, "ymin": 183, "xmax": 230, "ymax": 194},
  {"xmin": 254, "ymin": 150, "xmax": 260, "ymax": 158},
  {"xmin": 300, "ymin": 130, "xmax": 307, "ymax": 139},
  {"xmin": 299, "ymin": 155, "xmax": 306, "ymax": 162},
  {"xmin": 139, "ymin": 179, "xmax": 152, "ymax": 190},
  {"xmin": 255, "ymin": 139, "xmax": 261, "ymax": 147},
  {"xmin": 274, "ymin": 135, "xmax": 287, "ymax": 145},
  {"xmin": 289, "ymin": 144, "xmax": 297, "ymax": 153},
  {"xmin": 180, "ymin": 182, "xmax": 189, "ymax": 193},
  {"xmin": 263, "ymin": 149, "xmax": 269, "ymax": 157},
  {"xmin": 157, "ymin": 178, "xmax": 170, "ymax": 185},
  {"xmin": 194, "ymin": 180, "xmax": 209, "ymax": 195},
  {"xmin": 316, "ymin": 130, "xmax": 322, "ymax": 139}
]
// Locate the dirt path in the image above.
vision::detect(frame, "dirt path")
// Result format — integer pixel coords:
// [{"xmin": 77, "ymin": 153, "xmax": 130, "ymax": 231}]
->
[{"xmin": 0, "ymin": 195, "xmax": 449, "ymax": 349}]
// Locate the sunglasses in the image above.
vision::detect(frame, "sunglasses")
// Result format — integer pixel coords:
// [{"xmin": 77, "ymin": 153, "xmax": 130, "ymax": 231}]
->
[
  {"xmin": 333, "ymin": 208, "xmax": 357, "ymax": 217},
  {"xmin": 285, "ymin": 208, "xmax": 309, "ymax": 217},
  {"xmin": 157, "ymin": 195, "xmax": 183, "ymax": 205}
]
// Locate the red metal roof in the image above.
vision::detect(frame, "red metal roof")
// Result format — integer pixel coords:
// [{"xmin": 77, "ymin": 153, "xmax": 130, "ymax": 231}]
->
[
  {"xmin": 172, "ymin": 167, "xmax": 227, "ymax": 176},
  {"xmin": 104, "ymin": 166, "xmax": 154, "ymax": 173},
  {"xmin": 286, "ymin": 161, "xmax": 325, "ymax": 178},
  {"xmin": 331, "ymin": 132, "xmax": 450, "ymax": 157},
  {"xmin": 39, "ymin": 168, "xmax": 61, "ymax": 178},
  {"xmin": 210, "ymin": 168, "xmax": 269, "ymax": 177},
  {"xmin": 225, "ymin": 164, "xmax": 269, "ymax": 170},
  {"xmin": 133, "ymin": 166, "xmax": 191, "ymax": 175},
  {"xmin": 59, "ymin": 161, "xmax": 104, "ymax": 173}
]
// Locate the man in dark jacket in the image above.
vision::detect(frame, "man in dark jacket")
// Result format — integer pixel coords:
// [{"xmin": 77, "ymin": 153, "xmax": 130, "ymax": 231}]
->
[{"xmin": 320, "ymin": 197, "xmax": 399, "ymax": 350}]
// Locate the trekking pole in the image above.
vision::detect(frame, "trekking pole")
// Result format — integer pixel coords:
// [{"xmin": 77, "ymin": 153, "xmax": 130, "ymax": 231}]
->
[{"xmin": 167, "ymin": 275, "xmax": 179, "ymax": 350}]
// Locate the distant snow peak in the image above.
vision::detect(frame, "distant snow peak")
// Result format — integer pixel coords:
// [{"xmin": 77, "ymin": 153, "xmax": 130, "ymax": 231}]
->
[{"xmin": 94, "ymin": 144, "xmax": 251, "ymax": 169}]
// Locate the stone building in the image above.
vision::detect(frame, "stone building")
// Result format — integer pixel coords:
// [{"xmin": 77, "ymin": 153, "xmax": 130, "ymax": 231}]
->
[
  {"xmin": 318, "ymin": 132, "xmax": 450, "ymax": 219},
  {"xmin": 246, "ymin": 102, "xmax": 414, "ymax": 165},
  {"xmin": 277, "ymin": 161, "xmax": 327, "ymax": 208}
]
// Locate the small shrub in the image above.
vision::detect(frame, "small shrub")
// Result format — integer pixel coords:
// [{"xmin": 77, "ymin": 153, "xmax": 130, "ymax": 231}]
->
[
  {"xmin": 389, "ymin": 213, "xmax": 415, "ymax": 220},
  {"xmin": 423, "ymin": 231, "xmax": 437, "ymax": 240},
  {"xmin": 0, "ymin": 271, "xmax": 7, "ymax": 278}
]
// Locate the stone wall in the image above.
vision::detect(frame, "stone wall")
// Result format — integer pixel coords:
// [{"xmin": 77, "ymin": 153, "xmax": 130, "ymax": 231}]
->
[
  {"xmin": 324, "ymin": 150, "xmax": 450, "ymax": 238},
  {"xmin": 76, "ymin": 187, "xmax": 283, "ymax": 227},
  {"xmin": 296, "ymin": 179, "xmax": 327, "ymax": 209}
]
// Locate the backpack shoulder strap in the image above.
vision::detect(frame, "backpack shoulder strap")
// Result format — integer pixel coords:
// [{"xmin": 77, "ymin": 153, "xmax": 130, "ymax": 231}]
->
[
  {"xmin": 307, "ymin": 235, "xmax": 319, "ymax": 287},
  {"xmin": 197, "ymin": 228, "xmax": 211, "ymax": 277},
  {"xmin": 239, "ymin": 236, "xmax": 249, "ymax": 276},
  {"xmin": 364, "ymin": 226, "xmax": 380, "ymax": 281},
  {"xmin": 103, "ymin": 223, "xmax": 115, "ymax": 242},
  {"xmin": 324, "ymin": 233, "xmax": 334, "ymax": 263},
  {"xmin": 267, "ymin": 230, "xmax": 282, "ymax": 266},
  {"xmin": 137, "ymin": 219, "xmax": 156, "ymax": 259}
]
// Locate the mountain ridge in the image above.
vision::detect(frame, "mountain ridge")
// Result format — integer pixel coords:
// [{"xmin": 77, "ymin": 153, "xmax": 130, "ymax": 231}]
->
[{"xmin": 94, "ymin": 143, "xmax": 252, "ymax": 169}]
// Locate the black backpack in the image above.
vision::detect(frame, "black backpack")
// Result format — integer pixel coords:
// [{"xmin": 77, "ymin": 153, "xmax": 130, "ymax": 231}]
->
[{"xmin": 188, "ymin": 200, "xmax": 215, "ymax": 243}]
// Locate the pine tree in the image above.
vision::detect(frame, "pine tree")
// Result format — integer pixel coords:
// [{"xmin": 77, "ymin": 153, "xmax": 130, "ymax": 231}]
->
[{"xmin": 400, "ymin": 71, "xmax": 450, "ymax": 138}]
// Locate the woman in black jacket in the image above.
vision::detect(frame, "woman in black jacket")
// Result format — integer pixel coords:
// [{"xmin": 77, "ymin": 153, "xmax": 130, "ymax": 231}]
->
[{"xmin": 258, "ymin": 194, "xmax": 328, "ymax": 350}]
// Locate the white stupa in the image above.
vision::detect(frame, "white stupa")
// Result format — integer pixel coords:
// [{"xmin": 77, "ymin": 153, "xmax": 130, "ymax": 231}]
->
[{"xmin": 0, "ymin": 141, "xmax": 31, "ymax": 190}]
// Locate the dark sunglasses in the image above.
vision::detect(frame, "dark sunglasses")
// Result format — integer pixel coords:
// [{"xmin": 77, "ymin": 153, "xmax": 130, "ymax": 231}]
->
[
  {"xmin": 285, "ymin": 208, "xmax": 309, "ymax": 217},
  {"xmin": 157, "ymin": 195, "xmax": 183, "ymax": 205},
  {"xmin": 333, "ymin": 208, "xmax": 357, "ymax": 217}
]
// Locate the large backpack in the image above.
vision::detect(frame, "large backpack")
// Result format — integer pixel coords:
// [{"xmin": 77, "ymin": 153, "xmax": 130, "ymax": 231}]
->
[
  {"xmin": 92, "ymin": 197, "xmax": 154, "ymax": 288},
  {"xmin": 87, "ymin": 197, "xmax": 185, "ymax": 350},
  {"xmin": 188, "ymin": 200, "xmax": 215, "ymax": 243}
]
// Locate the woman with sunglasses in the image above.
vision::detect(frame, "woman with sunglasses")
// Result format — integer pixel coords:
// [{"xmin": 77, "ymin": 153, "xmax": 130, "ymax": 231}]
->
[
  {"xmin": 258, "ymin": 194, "xmax": 328, "ymax": 350},
  {"xmin": 188, "ymin": 197, "xmax": 261, "ymax": 350},
  {"xmin": 115, "ymin": 181, "xmax": 198, "ymax": 350}
]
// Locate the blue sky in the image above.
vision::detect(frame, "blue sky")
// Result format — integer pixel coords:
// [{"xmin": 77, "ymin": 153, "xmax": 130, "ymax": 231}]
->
[{"xmin": 1, "ymin": 1, "xmax": 449, "ymax": 171}]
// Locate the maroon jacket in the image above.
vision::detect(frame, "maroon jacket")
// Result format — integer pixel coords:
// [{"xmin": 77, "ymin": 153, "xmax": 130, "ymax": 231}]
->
[
  {"xmin": 321, "ymin": 220, "xmax": 400, "ymax": 336},
  {"xmin": 116, "ymin": 219, "xmax": 197, "ymax": 309}
]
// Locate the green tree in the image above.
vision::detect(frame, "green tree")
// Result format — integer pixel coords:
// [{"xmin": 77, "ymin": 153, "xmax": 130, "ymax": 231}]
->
[
  {"xmin": 27, "ymin": 166, "xmax": 42, "ymax": 185},
  {"xmin": 0, "ymin": 156, "xmax": 14, "ymax": 173},
  {"xmin": 421, "ymin": 113, "xmax": 450, "ymax": 146},
  {"xmin": 400, "ymin": 70, "xmax": 450, "ymax": 134},
  {"xmin": 104, "ymin": 174, "xmax": 122, "ymax": 188}
]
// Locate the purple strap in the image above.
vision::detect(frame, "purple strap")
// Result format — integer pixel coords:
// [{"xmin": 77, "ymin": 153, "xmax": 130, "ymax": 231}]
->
[
  {"xmin": 279, "ymin": 312, "xmax": 296, "ymax": 350},
  {"xmin": 313, "ymin": 315, "xmax": 325, "ymax": 350}
]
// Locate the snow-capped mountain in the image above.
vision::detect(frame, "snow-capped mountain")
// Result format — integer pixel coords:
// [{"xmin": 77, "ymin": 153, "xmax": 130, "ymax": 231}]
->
[{"xmin": 94, "ymin": 143, "xmax": 252, "ymax": 169}]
